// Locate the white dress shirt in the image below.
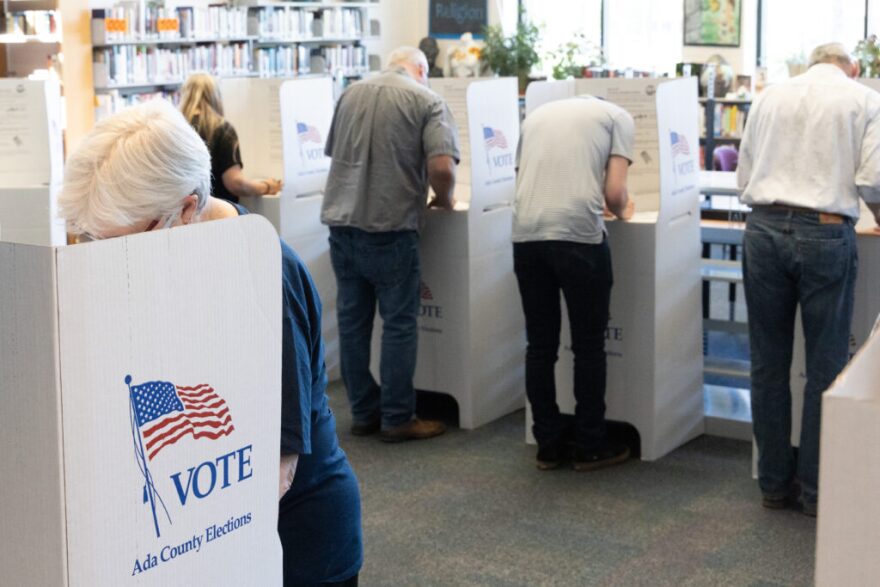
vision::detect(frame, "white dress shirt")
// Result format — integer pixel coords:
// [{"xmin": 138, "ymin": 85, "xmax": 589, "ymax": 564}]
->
[{"xmin": 737, "ymin": 63, "xmax": 880, "ymax": 219}]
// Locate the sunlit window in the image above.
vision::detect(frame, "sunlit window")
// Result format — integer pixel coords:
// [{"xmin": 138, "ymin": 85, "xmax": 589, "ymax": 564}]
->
[
  {"xmin": 523, "ymin": 0, "xmax": 602, "ymax": 76},
  {"xmin": 604, "ymin": 0, "xmax": 682, "ymax": 76},
  {"xmin": 762, "ymin": 0, "xmax": 865, "ymax": 81}
]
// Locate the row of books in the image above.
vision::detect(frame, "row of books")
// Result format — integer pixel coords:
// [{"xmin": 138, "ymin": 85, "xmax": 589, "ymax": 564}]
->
[
  {"xmin": 176, "ymin": 7, "xmax": 248, "ymax": 40},
  {"xmin": 321, "ymin": 45, "xmax": 368, "ymax": 75},
  {"xmin": 95, "ymin": 89, "xmax": 179, "ymax": 121},
  {"xmin": 254, "ymin": 46, "xmax": 311, "ymax": 77},
  {"xmin": 92, "ymin": 6, "xmax": 249, "ymax": 44},
  {"xmin": 3, "ymin": 10, "xmax": 59, "ymax": 37},
  {"xmin": 93, "ymin": 43, "xmax": 252, "ymax": 88},
  {"xmin": 701, "ymin": 104, "xmax": 749, "ymax": 139},
  {"xmin": 254, "ymin": 44, "xmax": 368, "ymax": 78},
  {"xmin": 248, "ymin": 7, "xmax": 362, "ymax": 40}
]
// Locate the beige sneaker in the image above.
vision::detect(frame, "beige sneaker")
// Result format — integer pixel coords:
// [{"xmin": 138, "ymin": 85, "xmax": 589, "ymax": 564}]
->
[{"xmin": 380, "ymin": 418, "xmax": 447, "ymax": 443}]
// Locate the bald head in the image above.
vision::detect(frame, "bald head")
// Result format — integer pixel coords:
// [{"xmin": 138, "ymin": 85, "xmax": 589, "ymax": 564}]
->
[{"xmin": 387, "ymin": 46, "xmax": 429, "ymax": 86}]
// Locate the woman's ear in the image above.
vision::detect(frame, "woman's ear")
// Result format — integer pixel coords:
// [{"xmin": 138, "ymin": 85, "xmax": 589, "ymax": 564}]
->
[{"xmin": 180, "ymin": 194, "xmax": 200, "ymax": 225}]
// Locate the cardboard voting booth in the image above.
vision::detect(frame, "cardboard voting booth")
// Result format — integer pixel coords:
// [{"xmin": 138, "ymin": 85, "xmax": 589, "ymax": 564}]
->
[
  {"xmin": 523, "ymin": 78, "xmax": 705, "ymax": 460},
  {"xmin": 221, "ymin": 76, "xmax": 341, "ymax": 378},
  {"xmin": 0, "ymin": 216, "xmax": 284, "ymax": 586},
  {"xmin": 0, "ymin": 78, "xmax": 66, "ymax": 246},
  {"xmin": 815, "ymin": 319, "xmax": 880, "ymax": 585},
  {"xmin": 368, "ymin": 77, "xmax": 525, "ymax": 430}
]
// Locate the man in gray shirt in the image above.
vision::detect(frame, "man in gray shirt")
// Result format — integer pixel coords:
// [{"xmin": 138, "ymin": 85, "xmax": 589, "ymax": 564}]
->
[
  {"xmin": 513, "ymin": 95, "xmax": 634, "ymax": 471},
  {"xmin": 322, "ymin": 46, "xmax": 460, "ymax": 443}
]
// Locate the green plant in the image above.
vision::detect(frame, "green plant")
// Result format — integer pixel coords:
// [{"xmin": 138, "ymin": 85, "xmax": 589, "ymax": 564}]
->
[
  {"xmin": 855, "ymin": 35, "xmax": 880, "ymax": 78},
  {"xmin": 480, "ymin": 8, "xmax": 541, "ymax": 86},
  {"xmin": 548, "ymin": 33, "xmax": 604, "ymax": 80}
]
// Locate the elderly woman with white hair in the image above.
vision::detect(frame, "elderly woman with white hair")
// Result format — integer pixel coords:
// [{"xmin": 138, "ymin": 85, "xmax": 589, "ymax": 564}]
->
[{"xmin": 59, "ymin": 100, "xmax": 363, "ymax": 587}]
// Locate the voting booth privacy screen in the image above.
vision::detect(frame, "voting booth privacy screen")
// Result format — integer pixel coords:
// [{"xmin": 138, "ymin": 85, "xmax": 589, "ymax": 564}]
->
[
  {"xmin": 221, "ymin": 76, "xmax": 341, "ymax": 379},
  {"xmin": 0, "ymin": 78, "xmax": 66, "ymax": 246},
  {"xmin": 816, "ymin": 323, "xmax": 880, "ymax": 585},
  {"xmin": 524, "ymin": 78, "xmax": 705, "ymax": 460},
  {"xmin": 0, "ymin": 216, "xmax": 283, "ymax": 585}
]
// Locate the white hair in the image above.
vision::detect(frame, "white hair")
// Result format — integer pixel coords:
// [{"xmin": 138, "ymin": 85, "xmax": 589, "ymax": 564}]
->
[
  {"xmin": 809, "ymin": 43, "xmax": 853, "ymax": 68},
  {"xmin": 386, "ymin": 46, "xmax": 428, "ymax": 70},
  {"xmin": 60, "ymin": 99, "xmax": 211, "ymax": 236}
]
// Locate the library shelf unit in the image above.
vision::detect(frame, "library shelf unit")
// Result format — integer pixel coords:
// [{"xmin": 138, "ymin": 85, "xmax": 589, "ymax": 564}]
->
[
  {"xmin": 90, "ymin": 0, "xmax": 379, "ymax": 119},
  {"xmin": 699, "ymin": 97, "xmax": 751, "ymax": 170}
]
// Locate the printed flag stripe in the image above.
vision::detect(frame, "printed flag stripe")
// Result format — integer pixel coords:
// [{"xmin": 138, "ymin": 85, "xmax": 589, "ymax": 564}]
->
[
  {"xmin": 145, "ymin": 413, "xmax": 233, "ymax": 452},
  {"xmin": 146, "ymin": 416, "xmax": 233, "ymax": 453},
  {"xmin": 176, "ymin": 384, "xmax": 212, "ymax": 392},
  {"xmin": 148, "ymin": 425, "xmax": 234, "ymax": 460},
  {"xmin": 181, "ymin": 397, "xmax": 224, "ymax": 410},
  {"xmin": 143, "ymin": 406, "xmax": 231, "ymax": 439},
  {"xmin": 177, "ymin": 387, "xmax": 215, "ymax": 398}
]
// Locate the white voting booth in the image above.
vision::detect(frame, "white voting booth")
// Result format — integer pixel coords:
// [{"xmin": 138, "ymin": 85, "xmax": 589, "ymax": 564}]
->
[
  {"xmin": 369, "ymin": 77, "xmax": 526, "ymax": 430},
  {"xmin": 523, "ymin": 78, "xmax": 705, "ymax": 460},
  {"xmin": 816, "ymin": 321, "xmax": 880, "ymax": 585},
  {"xmin": 0, "ymin": 216, "xmax": 283, "ymax": 586},
  {"xmin": 0, "ymin": 78, "xmax": 66, "ymax": 246},
  {"xmin": 221, "ymin": 76, "xmax": 340, "ymax": 378}
]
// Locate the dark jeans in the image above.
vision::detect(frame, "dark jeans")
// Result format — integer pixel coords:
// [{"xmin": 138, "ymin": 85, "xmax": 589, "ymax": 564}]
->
[
  {"xmin": 513, "ymin": 239, "xmax": 613, "ymax": 452},
  {"xmin": 743, "ymin": 206, "xmax": 857, "ymax": 506},
  {"xmin": 329, "ymin": 227, "xmax": 420, "ymax": 430}
]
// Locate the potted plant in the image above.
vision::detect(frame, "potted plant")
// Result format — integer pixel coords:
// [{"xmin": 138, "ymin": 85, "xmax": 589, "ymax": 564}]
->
[
  {"xmin": 855, "ymin": 35, "xmax": 880, "ymax": 78},
  {"xmin": 548, "ymin": 33, "xmax": 603, "ymax": 80},
  {"xmin": 480, "ymin": 9, "xmax": 541, "ymax": 94}
]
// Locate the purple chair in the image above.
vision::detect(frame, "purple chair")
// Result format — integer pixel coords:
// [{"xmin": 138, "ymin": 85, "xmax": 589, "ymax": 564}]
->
[{"xmin": 713, "ymin": 145, "xmax": 739, "ymax": 171}]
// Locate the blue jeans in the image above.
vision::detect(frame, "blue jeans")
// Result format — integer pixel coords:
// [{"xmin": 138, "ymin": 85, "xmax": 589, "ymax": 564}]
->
[
  {"xmin": 742, "ymin": 206, "xmax": 857, "ymax": 506},
  {"xmin": 329, "ymin": 227, "xmax": 420, "ymax": 430},
  {"xmin": 513, "ymin": 239, "xmax": 613, "ymax": 452}
]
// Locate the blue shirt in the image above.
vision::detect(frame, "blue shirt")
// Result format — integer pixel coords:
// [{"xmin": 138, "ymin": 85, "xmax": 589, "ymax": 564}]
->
[{"xmin": 233, "ymin": 204, "xmax": 362, "ymax": 584}]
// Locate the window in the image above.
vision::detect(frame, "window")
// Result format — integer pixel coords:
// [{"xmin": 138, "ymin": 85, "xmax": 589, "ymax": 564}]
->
[
  {"xmin": 604, "ymin": 0, "xmax": 682, "ymax": 76},
  {"xmin": 523, "ymin": 0, "xmax": 602, "ymax": 76},
  {"xmin": 761, "ymin": 0, "xmax": 866, "ymax": 81}
]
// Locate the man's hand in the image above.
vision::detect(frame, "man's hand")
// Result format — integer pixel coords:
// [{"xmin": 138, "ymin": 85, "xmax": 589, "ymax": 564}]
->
[
  {"xmin": 279, "ymin": 454, "xmax": 298, "ymax": 499},
  {"xmin": 428, "ymin": 196, "xmax": 457, "ymax": 210},
  {"xmin": 618, "ymin": 198, "xmax": 635, "ymax": 221},
  {"xmin": 603, "ymin": 198, "xmax": 635, "ymax": 221}
]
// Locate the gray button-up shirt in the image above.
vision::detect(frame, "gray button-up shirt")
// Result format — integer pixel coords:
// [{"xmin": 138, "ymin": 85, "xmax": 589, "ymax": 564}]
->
[{"xmin": 321, "ymin": 68, "xmax": 460, "ymax": 232}]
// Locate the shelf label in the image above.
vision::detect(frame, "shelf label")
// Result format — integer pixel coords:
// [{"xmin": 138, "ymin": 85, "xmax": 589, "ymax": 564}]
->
[
  {"xmin": 104, "ymin": 18, "xmax": 128, "ymax": 33},
  {"xmin": 157, "ymin": 18, "xmax": 179, "ymax": 33}
]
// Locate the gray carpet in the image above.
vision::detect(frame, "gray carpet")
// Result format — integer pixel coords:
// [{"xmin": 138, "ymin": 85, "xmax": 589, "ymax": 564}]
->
[{"xmin": 327, "ymin": 382, "xmax": 815, "ymax": 587}]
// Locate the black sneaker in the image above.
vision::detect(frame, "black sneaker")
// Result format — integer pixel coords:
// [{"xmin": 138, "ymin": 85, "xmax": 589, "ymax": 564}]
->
[
  {"xmin": 536, "ymin": 445, "xmax": 564, "ymax": 470},
  {"xmin": 572, "ymin": 443, "xmax": 630, "ymax": 472}
]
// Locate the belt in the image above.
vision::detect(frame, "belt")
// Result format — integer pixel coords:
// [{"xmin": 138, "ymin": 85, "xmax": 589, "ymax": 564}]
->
[{"xmin": 751, "ymin": 204, "xmax": 847, "ymax": 224}]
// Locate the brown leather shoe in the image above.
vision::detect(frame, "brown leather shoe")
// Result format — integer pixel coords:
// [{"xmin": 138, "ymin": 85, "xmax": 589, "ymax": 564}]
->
[{"xmin": 379, "ymin": 418, "xmax": 447, "ymax": 443}]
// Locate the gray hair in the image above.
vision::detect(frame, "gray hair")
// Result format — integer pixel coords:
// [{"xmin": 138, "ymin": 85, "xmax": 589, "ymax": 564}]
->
[
  {"xmin": 60, "ymin": 99, "xmax": 211, "ymax": 236},
  {"xmin": 387, "ymin": 46, "xmax": 428, "ymax": 70},
  {"xmin": 809, "ymin": 43, "xmax": 853, "ymax": 68}
]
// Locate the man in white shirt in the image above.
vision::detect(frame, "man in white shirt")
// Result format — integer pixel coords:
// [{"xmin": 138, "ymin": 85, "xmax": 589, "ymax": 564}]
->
[
  {"xmin": 737, "ymin": 42, "xmax": 880, "ymax": 517},
  {"xmin": 513, "ymin": 96, "xmax": 634, "ymax": 471}
]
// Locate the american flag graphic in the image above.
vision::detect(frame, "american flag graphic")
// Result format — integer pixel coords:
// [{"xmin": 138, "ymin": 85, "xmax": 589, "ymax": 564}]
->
[
  {"xmin": 297, "ymin": 121, "xmax": 322, "ymax": 144},
  {"xmin": 131, "ymin": 380, "xmax": 234, "ymax": 461},
  {"xmin": 670, "ymin": 131, "xmax": 690, "ymax": 156},
  {"xmin": 483, "ymin": 127, "xmax": 508, "ymax": 150}
]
